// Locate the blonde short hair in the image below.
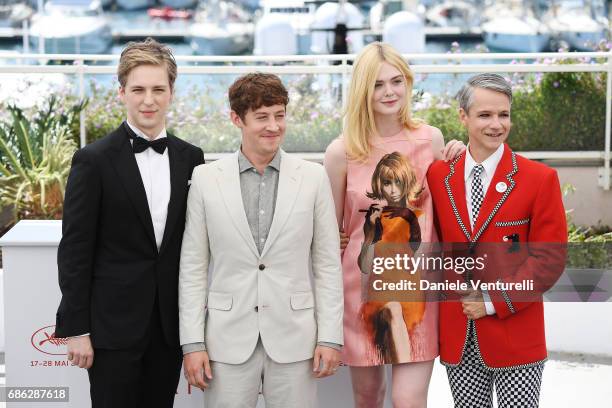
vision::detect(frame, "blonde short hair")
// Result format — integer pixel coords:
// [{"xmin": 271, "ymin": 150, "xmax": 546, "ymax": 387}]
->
[
  {"xmin": 117, "ymin": 38, "xmax": 177, "ymax": 89},
  {"xmin": 344, "ymin": 42, "xmax": 421, "ymax": 162}
]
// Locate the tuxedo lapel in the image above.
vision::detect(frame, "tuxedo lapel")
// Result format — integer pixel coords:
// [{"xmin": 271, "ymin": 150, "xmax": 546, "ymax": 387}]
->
[
  {"xmin": 159, "ymin": 135, "xmax": 190, "ymax": 255},
  {"xmin": 471, "ymin": 145, "xmax": 518, "ymax": 242},
  {"xmin": 260, "ymin": 151, "xmax": 302, "ymax": 258},
  {"xmin": 107, "ymin": 125, "xmax": 157, "ymax": 250},
  {"xmin": 216, "ymin": 152, "xmax": 259, "ymax": 258},
  {"xmin": 444, "ymin": 153, "xmax": 472, "ymax": 241}
]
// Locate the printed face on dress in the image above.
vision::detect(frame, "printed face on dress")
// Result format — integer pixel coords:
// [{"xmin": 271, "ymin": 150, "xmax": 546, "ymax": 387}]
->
[
  {"xmin": 119, "ymin": 64, "xmax": 173, "ymax": 140},
  {"xmin": 232, "ymin": 104, "xmax": 286, "ymax": 159},
  {"xmin": 371, "ymin": 62, "xmax": 407, "ymax": 118},
  {"xmin": 459, "ymin": 87, "xmax": 511, "ymax": 162},
  {"xmin": 381, "ymin": 176, "xmax": 404, "ymax": 206}
]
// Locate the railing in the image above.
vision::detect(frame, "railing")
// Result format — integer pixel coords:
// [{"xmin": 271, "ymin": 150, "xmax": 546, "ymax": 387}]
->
[{"xmin": 0, "ymin": 51, "xmax": 611, "ymax": 189}]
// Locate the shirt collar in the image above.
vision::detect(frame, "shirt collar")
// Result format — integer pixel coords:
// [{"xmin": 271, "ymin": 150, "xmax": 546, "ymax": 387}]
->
[
  {"xmin": 126, "ymin": 120, "xmax": 167, "ymax": 141},
  {"xmin": 238, "ymin": 148, "xmax": 281, "ymax": 173},
  {"xmin": 465, "ymin": 143, "xmax": 504, "ymax": 179}
]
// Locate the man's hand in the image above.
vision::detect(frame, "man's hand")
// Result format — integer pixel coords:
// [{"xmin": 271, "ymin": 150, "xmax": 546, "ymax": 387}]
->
[
  {"xmin": 67, "ymin": 336, "xmax": 94, "ymax": 369},
  {"xmin": 339, "ymin": 229, "xmax": 349, "ymax": 250},
  {"xmin": 457, "ymin": 289, "xmax": 486, "ymax": 320},
  {"xmin": 184, "ymin": 351, "xmax": 212, "ymax": 390},
  {"xmin": 441, "ymin": 139, "xmax": 466, "ymax": 162},
  {"xmin": 312, "ymin": 346, "xmax": 341, "ymax": 378}
]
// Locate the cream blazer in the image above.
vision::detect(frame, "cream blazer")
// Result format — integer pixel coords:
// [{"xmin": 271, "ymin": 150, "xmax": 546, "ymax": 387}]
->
[{"xmin": 179, "ymin": 150, "xmax": 343, "ymax": 364}]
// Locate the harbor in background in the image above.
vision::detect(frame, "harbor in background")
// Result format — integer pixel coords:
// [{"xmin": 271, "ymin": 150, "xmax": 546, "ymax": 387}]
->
[{"xmin": 0, "ymin": 0, "xmax": 610, "ymax": 57}]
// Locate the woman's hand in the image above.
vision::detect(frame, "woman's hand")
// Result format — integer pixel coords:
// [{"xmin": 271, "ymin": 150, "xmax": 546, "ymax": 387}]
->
[
  {"xmin": 339, "ymin": 229, "xmax": 349, "ymax": 250},
  {"xmin": 366, "ymin": 204, "xmax": 382, "ymax": 226},
  {"xmin": 442, "ymin": 139, "xmax": 466, "ymax": 162}
]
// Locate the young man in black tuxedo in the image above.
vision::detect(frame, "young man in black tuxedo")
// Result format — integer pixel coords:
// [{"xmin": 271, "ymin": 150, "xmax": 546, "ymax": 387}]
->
[{"xmin": 55, "ymin": 38, "xmax": 204, "ymax": 408}]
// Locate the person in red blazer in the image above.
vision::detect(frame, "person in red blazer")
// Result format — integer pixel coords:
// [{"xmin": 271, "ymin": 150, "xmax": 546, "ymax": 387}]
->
[{"xmin": 427, "ymin": 73, "xmax": 567, "ymax": 408}]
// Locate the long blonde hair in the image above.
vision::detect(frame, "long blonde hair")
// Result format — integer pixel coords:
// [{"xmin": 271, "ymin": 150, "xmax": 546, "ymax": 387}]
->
[{"xmin": 344, "ymin": 42, "xmax": 422, "ymax": 162}]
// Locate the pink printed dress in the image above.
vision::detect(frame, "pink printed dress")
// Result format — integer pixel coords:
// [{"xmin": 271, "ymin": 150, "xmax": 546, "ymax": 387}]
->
[{"xmin": 330, "ymin": 125, "xmax": 440, "ymax": 366}]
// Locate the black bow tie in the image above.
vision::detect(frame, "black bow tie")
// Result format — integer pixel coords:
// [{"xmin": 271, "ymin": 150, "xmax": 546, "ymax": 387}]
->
[
  {"xmin": 124, "ymin": 123, "xmax": 168, "ymax": 154},
  {"xmin": 132, "ymin": 136, "xmax": 167, "ymax": 154}
]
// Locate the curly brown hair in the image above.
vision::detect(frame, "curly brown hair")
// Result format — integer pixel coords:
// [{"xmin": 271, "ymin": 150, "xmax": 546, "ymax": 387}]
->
[{"xmin": 228, "ymin": 73, "xmax": 289, "ymax": 121}]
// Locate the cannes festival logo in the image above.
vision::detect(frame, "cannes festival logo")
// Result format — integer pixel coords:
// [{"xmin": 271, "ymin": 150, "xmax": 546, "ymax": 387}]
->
[{"xmin": 31, "ymin": 325, "xmax": 68, "ymax": 355}]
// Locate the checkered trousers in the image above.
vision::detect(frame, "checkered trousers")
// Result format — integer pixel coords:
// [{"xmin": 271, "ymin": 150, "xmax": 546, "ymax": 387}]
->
[{"xmin": 446, "ymin": 331, "xmax": 544, "ymax": 408}]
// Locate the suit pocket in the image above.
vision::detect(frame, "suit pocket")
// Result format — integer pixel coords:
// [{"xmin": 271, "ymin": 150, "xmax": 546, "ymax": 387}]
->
[
  {"xmin": 290, "ymin": 292, "xmax": 315, "ymax": 310},
  {"xmin": 207, "ymin": 292, "xmax": 233, "ymax": 311}
]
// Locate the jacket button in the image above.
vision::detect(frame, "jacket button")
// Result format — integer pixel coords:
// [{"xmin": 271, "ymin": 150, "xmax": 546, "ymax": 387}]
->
[
  {"xmin": 259, "ymin": 264, "xmax": 265, "ymax": 271},
  {"xmin": 254, "ymin": 306, "xmax": 259, "ymax": 312}
]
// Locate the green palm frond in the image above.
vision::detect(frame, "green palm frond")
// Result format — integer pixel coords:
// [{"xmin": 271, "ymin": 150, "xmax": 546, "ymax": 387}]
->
[
  {"xmin": 0, "ymin": 126, "xmax": 28, "ymax": 180},
  {"xmin": 0, "ymin": 98, "xmax": 83, "ymax": 223}
]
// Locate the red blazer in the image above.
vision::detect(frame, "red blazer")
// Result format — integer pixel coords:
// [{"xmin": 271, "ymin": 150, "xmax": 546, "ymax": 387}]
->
[{"xmin": 427, "ymin": 144, "xmax": 567, "ymax": 369}]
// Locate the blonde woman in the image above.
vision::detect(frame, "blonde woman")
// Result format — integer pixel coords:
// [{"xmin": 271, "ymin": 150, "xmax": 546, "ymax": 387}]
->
[{"xmin": 324, "ymin": 42, "xmax": 464, "ymax": 407}]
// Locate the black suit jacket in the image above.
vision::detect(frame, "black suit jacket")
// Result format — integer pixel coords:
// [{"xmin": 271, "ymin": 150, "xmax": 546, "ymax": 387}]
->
[{"xmin": 56, "ymin": 123, "xmax": 204, "ymax": 349}]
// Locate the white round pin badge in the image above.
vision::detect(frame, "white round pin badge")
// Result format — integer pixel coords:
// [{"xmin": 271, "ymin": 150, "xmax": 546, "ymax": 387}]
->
[{"xmin": 496, "ymin": 182, "xmax": 508, "ymax": 193}]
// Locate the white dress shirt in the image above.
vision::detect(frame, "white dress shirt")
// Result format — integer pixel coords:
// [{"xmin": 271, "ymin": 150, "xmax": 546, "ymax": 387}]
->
[
  {"xmin": 464, "ymin": 143, "xmax": 505, "ymax": 316},
  {"xmin": 127, "ymin": 121, "xmax": 171, "ymax": 251}
]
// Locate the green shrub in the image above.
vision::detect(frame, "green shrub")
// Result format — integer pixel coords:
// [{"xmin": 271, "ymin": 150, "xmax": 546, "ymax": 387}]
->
[
  {"xmin": 81, "ymin": 74, "xmax": 342, "ymax": 152},
  {"xmin": 563, "ymin": 184, "xmax": 612, "ymax": 268},
  {"xmin": 0, "ymin": 97, "xmax": 81, "ymax": 222},
  {"xmin": 414, "ymin": 98, "xmax": 467, "ymax": 142},
  {"xmin": 414, "ymin": 67, "xmax": 608, "ymax": 151},
  {"xmin": 511, "ymin": 70, "xmax": 607, "ymax": 151}
]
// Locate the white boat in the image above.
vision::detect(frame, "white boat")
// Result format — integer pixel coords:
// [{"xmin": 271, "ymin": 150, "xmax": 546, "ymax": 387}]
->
[
  {"xmin": 189, "ymin": 0, "xmax": 254, "ymax": 55},
  {"xmin": 310, "ymin": 0, "xmax": 365, "ymax": 54},
  {"xmin": 481, "ymin": 0, "xmax": 551, "ymax": 52},
  {"xmin": 544, "ymin": 0, "xmax": 609, "ymax": 50},
  {"xmin": 369, "ymin": 0, "xmax": 426, "ymax": 53},
  {"xmin": 425, "ymin": 0, "xmax": 481, "ymax": 30},
  {"xmin": 370, "ymin": 0, "xmax": 408, "ymax": 32},
  {"xmin": 383, "ymin": 10, "xmax": 426, "ymax": 53},
  {"xmin": 254, "ymin": 0, "xmax": 316, "ymax": 55},
  {"xmin": 29, "ymin": 0, "xmax": 112, "ymax": 54},
  {"xmin": 159, "ymin": 0, "xmax": 199, "ymax": 7},
  {"xmin": 0, "ymin": 1, "xmax": 34, "ymax": 28},
  {"xmin": 116, "ymin": 0, "xmax": 154, "ymax": 10},
  {"xmin": 30, "ymin": 0, "xmax": 111, "ymax": 6},
  {"xmin": 482, "ymin": 16, "xmax": 551, "ymax": 52}
]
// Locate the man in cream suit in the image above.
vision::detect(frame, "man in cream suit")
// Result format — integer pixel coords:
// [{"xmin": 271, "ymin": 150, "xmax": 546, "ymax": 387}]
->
[{"xmin": 179, "ymin": 73, "xmax": 344, "ymax": 407}]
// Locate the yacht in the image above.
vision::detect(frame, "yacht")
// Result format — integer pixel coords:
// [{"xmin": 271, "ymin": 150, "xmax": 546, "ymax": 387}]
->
[
  {"xmin": 481, "ymin": 0, "xmax": 551, "ymax": 52},
  {"xmin": 0, "ymin": 1, "xmax": 33, "ymax": 28},
  {"xmin": 116, "ymin": 0, "xmax": 155, "ymax": 10},
  {"xmin": 34, "ymin": 0, "xmax": 113, "ymax": 5},
  {"xmin": 189, "ymin": 0, "xmax": 254, "ymax": 55},
  {"xmin": 310, "ymin": 0, "xmax": 365, "ymax": 54},
  {"xmin": 369, "ymin": 0, "xmax": 426, "ymax": 53},
  {"xmin": 29, "ymin": 0, "xmax": 112, "ymax": 54},
  {"xmin": 159, "ymin": 0, "xmax": 199, "ymax": 7},
  {"xmin": 544, "ymin": 0, "xmax": 609, "ymax": 50},
  {"xmin": 254, "ymin": 0, "xmax": 316, "ymax": 55},
  {"xmin": 425, "ymin": 0, "xmax": 481, "ymax": 30}
]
